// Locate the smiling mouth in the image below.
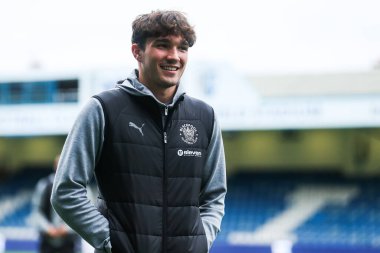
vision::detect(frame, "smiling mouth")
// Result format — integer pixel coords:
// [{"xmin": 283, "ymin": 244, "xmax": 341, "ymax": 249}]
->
[{"xmin": 161, "ymin": 65, "xmax": 179, "ymax": 71}]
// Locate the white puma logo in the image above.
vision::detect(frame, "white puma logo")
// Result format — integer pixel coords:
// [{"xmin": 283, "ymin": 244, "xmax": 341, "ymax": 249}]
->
[{"xmin": 129, "ymin": 122, "xmax": 145, "ymax": 136}]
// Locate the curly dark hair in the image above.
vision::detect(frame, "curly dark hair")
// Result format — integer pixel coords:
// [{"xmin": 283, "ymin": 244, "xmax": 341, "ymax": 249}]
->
[{"xmin": 132, "ymin": 10, "xmax": 196, "ymax": 49}]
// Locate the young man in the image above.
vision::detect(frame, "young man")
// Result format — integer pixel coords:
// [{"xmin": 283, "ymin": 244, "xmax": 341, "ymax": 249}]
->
[
  {"xmin": 31, "ymin": 155, "xmax": 79, "ymax": 253},
  {"xmin": 51, "ymin": 10, "xmax": 227, "ymax": 253}
]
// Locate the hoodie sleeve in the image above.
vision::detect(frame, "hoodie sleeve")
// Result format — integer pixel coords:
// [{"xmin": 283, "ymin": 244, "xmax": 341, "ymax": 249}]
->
[
  {"xmin": 199, "ymin": 117, "xmax": 227, "ymax": 250},
  {"xmin": 51, "ymin": 98, "xmax": 112, "ymax": 253}
]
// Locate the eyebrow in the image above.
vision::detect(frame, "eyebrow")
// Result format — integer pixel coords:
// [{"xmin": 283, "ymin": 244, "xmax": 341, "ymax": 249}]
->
[
  {"xmin": 154, "ymin": 38, "xmax": 170, "ymax": 43},
  {"xmin": 153, "ymin": 38, "xmax": 189, "ymax": 46}
]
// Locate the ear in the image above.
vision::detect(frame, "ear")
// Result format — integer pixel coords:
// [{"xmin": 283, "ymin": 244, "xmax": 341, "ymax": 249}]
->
[{"xmin": 132, "ymin": 44, "xmax": 142, "ymax": 62}]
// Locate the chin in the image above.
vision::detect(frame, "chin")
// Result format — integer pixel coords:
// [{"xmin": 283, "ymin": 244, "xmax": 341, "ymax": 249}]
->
[{"xmin": 161, "ymin": 79, "xmax": 180, "ymax": 88}]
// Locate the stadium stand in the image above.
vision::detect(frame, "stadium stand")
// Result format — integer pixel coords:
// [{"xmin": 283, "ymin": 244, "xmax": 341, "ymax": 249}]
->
[
  {"xmin": 1, "ymin": 169, "xmax": 380, "ymax": 253},
  {"xmin": 0, "ymin": 168, "xmax": 50, "ymax": 252},
  {"xmin": 212, "ymin": 171, "xmax": 380, "ymax": 253}
]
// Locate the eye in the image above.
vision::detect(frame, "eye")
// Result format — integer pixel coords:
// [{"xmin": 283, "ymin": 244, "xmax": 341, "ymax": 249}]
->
[
  {"xmin": 179, "ymin": 45, "xmax": 189, "ymax": 52},
  {"xmin": 155, "ymin": 43, "xmax": 169, "ymax": 49}
]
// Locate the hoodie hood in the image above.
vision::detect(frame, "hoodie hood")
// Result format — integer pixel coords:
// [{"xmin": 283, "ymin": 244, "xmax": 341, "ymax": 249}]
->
[{"xmin": 117, "ymin": 69, "xmax": 186, "ymax": 107}]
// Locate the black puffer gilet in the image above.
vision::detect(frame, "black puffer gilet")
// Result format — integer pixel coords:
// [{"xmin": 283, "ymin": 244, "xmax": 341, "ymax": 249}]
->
[{"xmin": 93, "ymin": 87, "xmax": 214, "ymax": 253}]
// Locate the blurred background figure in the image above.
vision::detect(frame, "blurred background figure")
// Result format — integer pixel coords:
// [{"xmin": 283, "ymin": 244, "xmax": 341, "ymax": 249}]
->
[{"xmin": 31, "ymin": 155, "xmax": 79, "ymax": 253}]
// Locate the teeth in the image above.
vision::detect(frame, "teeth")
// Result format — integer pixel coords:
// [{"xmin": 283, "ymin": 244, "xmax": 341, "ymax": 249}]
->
[{"xmin": 162, "ymin": 66, "xmax": 178, "ymax": 71}]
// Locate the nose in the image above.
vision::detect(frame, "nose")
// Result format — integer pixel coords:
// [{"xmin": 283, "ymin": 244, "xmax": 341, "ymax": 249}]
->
[{"xmin": 166, "ymin": 48, "xmax": 180, "ymax": 62}]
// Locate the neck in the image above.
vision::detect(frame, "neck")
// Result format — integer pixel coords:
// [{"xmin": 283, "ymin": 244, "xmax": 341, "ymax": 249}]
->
[{"xmin": 145, "ymin": 84, "xmax": 177, "ymax": 104}]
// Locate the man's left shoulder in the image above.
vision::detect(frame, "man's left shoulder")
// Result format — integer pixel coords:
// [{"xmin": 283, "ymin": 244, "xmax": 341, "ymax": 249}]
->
[{"xmin": 183, "ymin": 94, "xmax": 214, "ymax": 112}]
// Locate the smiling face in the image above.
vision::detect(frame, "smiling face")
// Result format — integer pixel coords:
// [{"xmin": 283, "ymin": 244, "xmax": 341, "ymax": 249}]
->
[{"xmin": 132, "ymin": 34, "xmax": 189, "ymax": 95}]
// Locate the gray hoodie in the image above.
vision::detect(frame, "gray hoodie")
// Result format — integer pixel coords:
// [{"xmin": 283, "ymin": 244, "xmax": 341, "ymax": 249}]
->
[{"xmin": 51, "ymin": 70, "xmax": 227, "ymax": 253}]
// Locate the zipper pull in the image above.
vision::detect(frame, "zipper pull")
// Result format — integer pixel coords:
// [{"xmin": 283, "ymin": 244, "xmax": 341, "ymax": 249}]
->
[
  {"xmin": 164, "ymin": 106, "xmax": 168, "ymax": 116},
  {"xmin": 164, "ymin": 132, "xmax": 167, "ymax": 143}
]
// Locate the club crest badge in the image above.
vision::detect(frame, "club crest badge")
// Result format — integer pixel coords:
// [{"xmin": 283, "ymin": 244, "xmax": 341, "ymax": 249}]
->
[{"xmin": 180, "ymin": 124, "xmax": 198, "ymax": 145}]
